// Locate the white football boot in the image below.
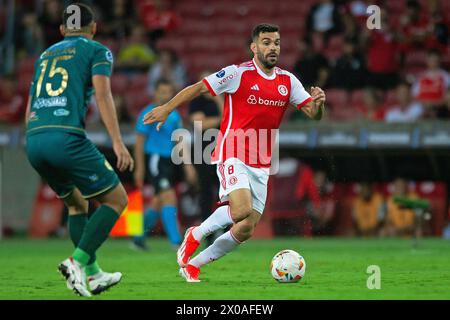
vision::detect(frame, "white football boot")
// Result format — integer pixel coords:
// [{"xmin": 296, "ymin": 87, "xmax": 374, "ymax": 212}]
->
[
  {"xmin": 88, "ymin": 271, "xmax": 123, "ymax": 295},
  {"xmin": 58, "ymin": 257, "xmax": 92, "ymax": 297}
]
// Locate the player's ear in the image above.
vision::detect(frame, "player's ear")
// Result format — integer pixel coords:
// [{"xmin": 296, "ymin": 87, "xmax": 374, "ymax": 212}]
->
[
  {"xmin": 59, "ymin": 25, "xmax": 65, "ymax": 37},
  {"xmin": 250, "ymin": 42, "xmax": 257, "ymax": 55}
]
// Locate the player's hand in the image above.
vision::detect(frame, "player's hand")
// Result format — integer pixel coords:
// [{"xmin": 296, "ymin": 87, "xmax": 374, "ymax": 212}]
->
[
  {"xmin": 311, "ymin": 86, "xmax": 326, "ymax": 107},
  {"xmin": 133, "ymin": 166, "xmax": 145, "ymax": 189},
  {"xmin": 143, "ymin": 105, "xmax": 170, "ymax": 131},
  {"xmin": 113, "ymin": 141, "xmax": 134, "ymax": 172}
]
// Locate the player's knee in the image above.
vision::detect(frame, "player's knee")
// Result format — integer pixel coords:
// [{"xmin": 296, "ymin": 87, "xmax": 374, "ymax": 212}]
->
[
  {"xmin": 159, "ymin": 188, "xmax": 177, "ymax": 206},
  {"xmin": 230, "ymin": 204, "xmax": 253, "ymax": 222},
  {"xmin": 105, "ymin": 189, "xmax": 128, "ymax": 214}
]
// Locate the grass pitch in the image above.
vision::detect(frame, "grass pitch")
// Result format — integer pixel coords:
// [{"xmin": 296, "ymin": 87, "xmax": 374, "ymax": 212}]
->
[{"xmin": 0, "ymin": 237, "xmax": 449, "ymax": 300}]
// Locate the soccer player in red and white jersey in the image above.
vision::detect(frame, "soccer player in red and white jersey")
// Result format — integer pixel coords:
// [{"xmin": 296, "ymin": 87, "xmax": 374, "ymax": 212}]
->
[{"xmin": 144, "ymin": 23, "xmax": 326, "ymax": 282}]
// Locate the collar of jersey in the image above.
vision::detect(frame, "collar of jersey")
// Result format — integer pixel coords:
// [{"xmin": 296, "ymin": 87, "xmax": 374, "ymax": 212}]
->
[{"xmin": 252, "ymin": 59, "xmax": 276, "ymax": 80}]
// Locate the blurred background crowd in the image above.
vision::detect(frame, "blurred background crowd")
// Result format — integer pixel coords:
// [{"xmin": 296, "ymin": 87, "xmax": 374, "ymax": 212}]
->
[
  {"xmin": 0, "ymin": 0, "xmax": 449, "ymax": 239},
  {"xmin": 1, "ymin": 0, "xmax": 449, "ymax": 124}
]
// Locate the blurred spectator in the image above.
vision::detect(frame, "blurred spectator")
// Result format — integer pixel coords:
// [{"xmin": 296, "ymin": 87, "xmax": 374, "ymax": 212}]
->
[
  {"xmin": 137, "ymin": 0, "xmax": 181, "ymax": 46},
  {"xmin": 425, "ymin": 0, "xmax": 449, "ymax": 50},
  {"xmin": 340, "ymin": 11, "xmax": 360, "ymax": 45},
  {"xmin": 399, "ymin": 0, "xmax": 430, "ymax": 50},
  {"xmin": 412, "ymin": 49, "xmax": 450, "ymax": 116},
  {"xmin": 331, "ymin": 39, "xmax": 366, "ymax": 91},
  {"xmin": 18, "ymin": 12, "xmax": 45, "ymax": 57},
  {"xmin": 362, "ymin": 10, "xmax": 400, "ymax": 91},
  {"xmin": 352, "ymin": 183, "xmax": 385, "ymax": 236},
  {"xmin": 293, "ymin": 38, "xmax": 330, "ymax": 89},
  {"xmin": 0, "ymin": 76, "xmax": 26, "ymax": 124},
  {"xmin": 188, "ymin": 70, "xmax": 223, "ymax": 245},
  {"xmin": 147, "ymin": 49, "xmax": 187, "ymax": 96},
  {"xmin": 382, "ymin": 178, "xmax": 417, "ymax": 237},
  {"xmin": 346, "ymin": 0, "xmax": 371, "ymax": 27},
  {"xmin": 385, "ymin": 82, "xmax": 424, "ymax": 123},
  {"xmin": 306, "ymin": 170, "xmax": 336, "ymax": 236},
  {"xmin": 38, "ymin": 0, "xmax": 63, "ymax": 46},
  {"xmin": 116, "ymin": 25, "xmax": 157, "ymax": 73},
  {"xmin": 355, "ymin": 89, "xmax": 386, "ymax": 121},
  {"xmin": 305, "ymin": 0, "xmax": 342, "ymax": 48},
  {"xmin": 96, "ymin": 0, "xmax": 135, "ymax": 39}
]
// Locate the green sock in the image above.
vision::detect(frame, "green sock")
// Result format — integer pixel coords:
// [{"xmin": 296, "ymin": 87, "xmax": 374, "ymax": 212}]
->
[
  {"xmin": 73, "ymin": 205, "xmax": 119, "ymax": 266},
  {"xmin": 68, "ymin": 214, "xmax": 96, "ymax": 265},
  {"xmin": 85, "ymin": 261, "xmax": 102, "ymax": 276}
]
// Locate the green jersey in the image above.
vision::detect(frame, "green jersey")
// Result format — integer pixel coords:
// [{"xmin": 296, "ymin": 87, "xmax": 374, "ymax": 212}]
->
[{"xmin": 27, "ymin": 35, "xmax": 113, "ymax": 136}]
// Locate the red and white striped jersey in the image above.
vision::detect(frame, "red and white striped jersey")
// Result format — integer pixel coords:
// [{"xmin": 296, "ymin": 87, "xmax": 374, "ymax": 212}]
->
[{"xmin": 203, "ymin": 59, "xmax": 311, "ymax": 168}]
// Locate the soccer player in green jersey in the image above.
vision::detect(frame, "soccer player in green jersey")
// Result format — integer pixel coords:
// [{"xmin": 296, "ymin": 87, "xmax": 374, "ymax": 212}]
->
[{"xmin": 25, "ymin": 3, "xmax": 134, "ymax": 297}]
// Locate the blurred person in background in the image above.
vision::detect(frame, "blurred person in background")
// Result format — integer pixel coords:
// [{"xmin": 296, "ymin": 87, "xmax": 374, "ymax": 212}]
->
[
  {"xmin": 147, "ymin": 49, "xmax": 187, "ymax": 96},
  {"xmin": 133, "ymin": 79, "xmax": 194, "ymax": 250},
  {"xmin": 305, "ymin": 0, "xmax": 342, "ymax": 48},
  {"xmin": 385, "ymin": 81, "xmax": 424, "ymax": 123},
  {"xmin": 0, "ymin": 76, "xmax": 26, "ymax": 124},
  {"xmin": 293, "ymin": 38, "xmax": 330, "ymax": 90},
  {"xmin": 38, "ymin": 0, "xmax": 63, "ymax": 46},
  {"xmin": 18, "ymin": 11, "xmax": 45, "ymax": 57},
  {"xmin": 352, "ymin": 182, "xmax": 385, "ymax": 237},
  {"xmin": 116, "ymin": 25, "xmax": 157, "ymax": 73},
  {"xmin": 361, "ymin": 9, "xmax": 401, "ymax": 92},
  {"xmin": 96, "ymin": 0, "xmax": 135, "ymax": 39},
  {"xmin": 188, "ymin": 70, "xmax": 223, "ymax": 246},
  {"xmin": 382, "ymin": 177, "xmax": 417, "ymax": 237},
  {"xmin": 307, "ymin": 170, "xmax": 336, "ymax": 236},
  {"xmin": 137, "ymin": 0, "xmax": 181, "ymax": 46},
  {"xmin": 355, "ymin": 88, "xmax": 386, "ymax": 121},
  {"xmin": 399, "ymin": 0, "xmax": 431, "ymax": 50},
  {"xmin": 422, "ymin": 0, "xmax": 449, "ymax": 50},
  {"xmin": 412, "ymin": 49, "xmax": 450, "ymax": 118},
  {"xmin": 331, "ymin": 38, "xmax": 366, "ymax": 91}
]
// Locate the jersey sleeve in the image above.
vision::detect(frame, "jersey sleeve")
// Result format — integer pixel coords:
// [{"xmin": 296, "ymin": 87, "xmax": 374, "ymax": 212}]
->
[
  {"xmin": 91, "ymin": 46, "xmax": 114, "ymax": 77},
  {"xmin": 289, "ymin": 73, "xmax": 312, "ymax": 110},
  {"xmin": 135, "ymin": 108, "xmax": 150, "ymax": 135},
  {"xmin": 202, "ymin": 65, "xmax": 241, "ymax": 96}
]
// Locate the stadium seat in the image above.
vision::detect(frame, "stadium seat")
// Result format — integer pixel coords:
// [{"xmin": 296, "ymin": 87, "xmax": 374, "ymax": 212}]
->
[
  {"xmin": 111, "ymin": 74, "xmax": 130, "ymax": 95},
  {"xmin": 326, "ymin": 89, "xmax": 350, "ymax": 109},
  {"xmin": 405, "ymin": 50, "xmax": 427, "ymax": 69}
]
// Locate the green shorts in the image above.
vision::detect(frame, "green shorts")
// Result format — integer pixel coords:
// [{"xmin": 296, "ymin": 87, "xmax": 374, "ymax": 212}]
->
[{"xmin": 26, "ymin": 131, "xmax": 120, "ymax": 199}]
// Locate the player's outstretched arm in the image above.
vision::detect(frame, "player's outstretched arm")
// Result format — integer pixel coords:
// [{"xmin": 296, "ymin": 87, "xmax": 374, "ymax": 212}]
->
[
  {"xmin": 301, "ymin": 87, "xmax": 326, "ymax": 121},
  {"xmin": 93, "ymin": 75, "xmax": 134, "ymax": 172},
  {"xmin": 143, "ymin": 81, "xmax": 209, "ymax": 130}
]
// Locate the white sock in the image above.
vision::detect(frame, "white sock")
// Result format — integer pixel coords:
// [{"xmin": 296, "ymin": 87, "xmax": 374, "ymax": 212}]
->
[
  {"xmin": 189, "ymin": 231, "xmax": 241, "ymax": 268},
  {"xmin": 192, "ymin": 205, "xmax": 234, "ymax": 241}
]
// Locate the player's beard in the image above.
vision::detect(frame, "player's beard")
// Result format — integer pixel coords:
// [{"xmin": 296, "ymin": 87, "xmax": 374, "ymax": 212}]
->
[{"xmin": 257, "ymin": 50, "xmax": 278, "ymax": 69}]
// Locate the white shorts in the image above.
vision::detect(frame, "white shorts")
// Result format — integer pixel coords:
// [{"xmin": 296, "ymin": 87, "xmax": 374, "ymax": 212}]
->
[{"xmin": 216, "ymin": 158, "xmax": 270, "ymax": 214}]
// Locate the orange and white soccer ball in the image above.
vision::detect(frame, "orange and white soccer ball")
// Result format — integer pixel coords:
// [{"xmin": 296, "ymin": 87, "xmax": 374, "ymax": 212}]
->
[{"xmin": 270, "ymin": 249, "xmax": 306, "ymax": 283}]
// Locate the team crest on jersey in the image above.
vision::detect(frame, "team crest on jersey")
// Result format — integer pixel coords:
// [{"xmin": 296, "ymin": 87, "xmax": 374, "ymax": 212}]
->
[
  {"xmin": 105, "ymin": 50, "xmax": 113, "ymax": 63},
  {"xmin": 278, "ymin": 85, "xmax": 288, "ymax": 96},
  {"xmin": 216, "ymin": 69, "xmax": 226, "ymax": 78},
  {"xmin": 229, "ymin": 176, "xmax": 237, "ymax": 185}
]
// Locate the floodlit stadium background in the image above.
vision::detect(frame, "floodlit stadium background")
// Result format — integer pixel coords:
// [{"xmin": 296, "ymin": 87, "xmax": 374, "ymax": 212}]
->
[{"xmin": 0, "ymin": 0, "xmax": 450, "ymax": 240}]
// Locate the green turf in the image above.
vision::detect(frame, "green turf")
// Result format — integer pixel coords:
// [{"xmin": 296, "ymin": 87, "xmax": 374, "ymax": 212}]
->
[{"xmin": 0, "ymin": 237, "xmax": 450, "ymax": 299}]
